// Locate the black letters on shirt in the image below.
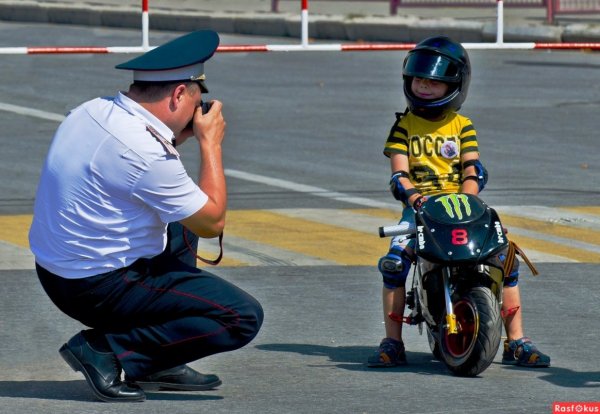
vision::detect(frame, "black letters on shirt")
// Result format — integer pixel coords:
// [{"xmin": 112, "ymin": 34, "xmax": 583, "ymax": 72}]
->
[{"xmin": 409, "ymin": 135, "xmax": 458, "ymax": 158}]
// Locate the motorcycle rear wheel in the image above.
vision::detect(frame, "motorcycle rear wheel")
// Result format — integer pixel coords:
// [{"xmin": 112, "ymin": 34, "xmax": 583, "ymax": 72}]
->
[
  {"xmin": 426, "ymin": 327, "xmax": 443, "ymax": 361},
  {"xmin": 439, "ymin": 286, "xmax": 502, "ymax": 377}
]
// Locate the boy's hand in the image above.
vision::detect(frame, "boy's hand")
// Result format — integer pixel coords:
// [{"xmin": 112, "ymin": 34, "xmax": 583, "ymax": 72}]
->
[{"xmin": 412, "ymin": 195, "xmax": 428, "ymax": 211}]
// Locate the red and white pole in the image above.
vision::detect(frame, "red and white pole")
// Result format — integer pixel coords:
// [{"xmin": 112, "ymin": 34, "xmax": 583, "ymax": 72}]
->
[
  {"xmin": 301, "ymin": 0, "xmax": 309, "ymax": 47},
  {"xmin": 142, "ymin": 0, "xmax": 150, "ymax": 50}
]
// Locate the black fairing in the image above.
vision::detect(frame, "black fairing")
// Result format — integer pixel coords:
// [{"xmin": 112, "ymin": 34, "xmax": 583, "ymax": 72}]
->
[{"xmin": 415, "ymin": 194, "xmax": 508, "ymax": 264}]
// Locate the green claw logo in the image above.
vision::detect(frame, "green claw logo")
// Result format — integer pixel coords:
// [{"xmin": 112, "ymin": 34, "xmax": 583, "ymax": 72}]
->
[{"xmin": 435, "ymin": 194, "xmax": 472, "ymax": 219}]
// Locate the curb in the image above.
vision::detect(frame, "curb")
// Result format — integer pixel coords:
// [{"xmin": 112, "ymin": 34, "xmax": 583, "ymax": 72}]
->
[{"xmin": 1, "ymin": 1, "xmax": 599, "ymax": 43}]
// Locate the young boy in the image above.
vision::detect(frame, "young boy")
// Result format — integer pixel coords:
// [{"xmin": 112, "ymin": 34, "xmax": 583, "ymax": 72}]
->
[{"xmin": 368, "ymin": 36, "xmax": 550, "ymax": 369}]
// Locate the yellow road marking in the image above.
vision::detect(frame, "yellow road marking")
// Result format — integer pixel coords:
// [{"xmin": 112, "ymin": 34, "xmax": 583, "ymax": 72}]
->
[
  {"xmin": 0, "ymin": 215, "xmax": 32, "ymax": 248},
  {"xmin": 505, "ymin": 233, "xmax": 600, "ymax": 263},
  {"xmin": 561, "ymin": 206, "xmax": 600, "ymax": 215},
  {"xmin": 2, "ymin": 207, "xmax": 600, "ymax": 265},
  {"xmin": 354, "ymin": 207, "xmax": 600, "ymax": 263},
  {"xmin": 351, "ymin": 208, "xmax": 399, "ymax": 220},
  {"xmin": 0, "ymin": 214, "xmax": 247, "ymax": 267},
  {"xmin": 354, "ymin": 208, "xmax": 600, "ymax": 246},
  {"xmin": 226, "ymin": 210, "xmax": 387, "ymax": 266},
  {"xmin": 500, "ymin": 215, "xmax": 600, "ymax": 246}
]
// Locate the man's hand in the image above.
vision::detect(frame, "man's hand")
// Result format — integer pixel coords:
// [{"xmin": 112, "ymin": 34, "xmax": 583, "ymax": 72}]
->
[
  {"xmin": 180, "ymin": 100, "xmax": 227, "ymax": 238},
  {"xmin": 193, "ymin": 100, "xmax": 226, "ymax": 148},
  {"xmin": 174, "ymin": 100, "xmax": 225, "ymax": 148}
]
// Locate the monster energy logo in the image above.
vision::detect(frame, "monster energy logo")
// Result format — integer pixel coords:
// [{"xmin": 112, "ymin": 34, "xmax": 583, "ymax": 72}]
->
[{"xmin": 435, "ymin": 194, "xmax": 472, "ymax": 219}]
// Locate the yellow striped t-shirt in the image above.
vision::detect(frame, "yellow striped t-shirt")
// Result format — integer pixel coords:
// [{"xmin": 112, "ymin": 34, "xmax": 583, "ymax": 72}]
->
[{"xmin": 383, "ymin": 111, "xmax": 479, "ymax": 196}]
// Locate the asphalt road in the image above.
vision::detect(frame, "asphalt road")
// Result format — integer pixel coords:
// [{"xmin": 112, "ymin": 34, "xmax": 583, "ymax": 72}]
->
[{"xmin": 0, "ymin": 22, "xmax": 599, "ymax": 414}]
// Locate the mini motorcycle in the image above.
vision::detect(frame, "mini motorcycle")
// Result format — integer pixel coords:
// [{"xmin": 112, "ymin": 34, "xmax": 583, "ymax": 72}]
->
[{"xmin": 379, "ymin": 193, "xmax": 510, "ymax": 376}]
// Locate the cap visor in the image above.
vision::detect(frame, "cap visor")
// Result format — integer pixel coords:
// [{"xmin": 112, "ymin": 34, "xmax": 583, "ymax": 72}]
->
[{"xmin": 198, "ymin": 80, "xmax": 209, "ymax": 93}]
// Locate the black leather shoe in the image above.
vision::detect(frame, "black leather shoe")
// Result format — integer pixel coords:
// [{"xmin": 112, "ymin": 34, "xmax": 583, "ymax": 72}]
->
[
  {"xmin": 126, "ymin": 365, "xmax": 221, "ymax": 391},
  {"xmin": 59, "ymin": 332, "xmax": 146, "ymax": 402}
]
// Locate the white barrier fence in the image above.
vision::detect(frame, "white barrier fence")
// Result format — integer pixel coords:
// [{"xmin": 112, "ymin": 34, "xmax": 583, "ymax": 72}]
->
[{"xmin": 1, "ymin": 0, "xmax": 599, "ymax": 54}]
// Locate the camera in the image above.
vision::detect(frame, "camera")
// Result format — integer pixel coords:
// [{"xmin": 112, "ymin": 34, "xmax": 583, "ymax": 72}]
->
[
  {"xmin": 200, "ymin": 100, "xmax": 212, "ymax": 115},
  {"xmin": 185, "ymin": 101, "xmax": 213, "ymax": 130}
]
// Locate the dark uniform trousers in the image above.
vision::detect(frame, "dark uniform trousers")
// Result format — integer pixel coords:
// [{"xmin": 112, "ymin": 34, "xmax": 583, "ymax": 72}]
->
[{"xmin": 36, "ymin": 223, "xmax": 264, "ymax": 378}]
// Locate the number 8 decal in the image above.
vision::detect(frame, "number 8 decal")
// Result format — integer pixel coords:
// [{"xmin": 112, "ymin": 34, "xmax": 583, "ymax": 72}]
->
[{"xmin": 451, "ymin": 229, "xmax": 468, "ymax": 245}]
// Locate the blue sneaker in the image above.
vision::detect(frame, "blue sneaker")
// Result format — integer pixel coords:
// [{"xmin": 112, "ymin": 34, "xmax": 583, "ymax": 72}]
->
[
  {"xmin": 502, "ymin": 337, "xmax": 550, "ymax": 367},
  {"xmin": 367, "ymin": 338, "xmax": 407, "ymax": 367}
]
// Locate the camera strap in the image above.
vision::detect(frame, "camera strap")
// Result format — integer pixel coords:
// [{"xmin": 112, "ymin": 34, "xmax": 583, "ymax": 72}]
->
[{"xmin": 183, "ymin": 227, "xmax": 224, "ymax": 266}]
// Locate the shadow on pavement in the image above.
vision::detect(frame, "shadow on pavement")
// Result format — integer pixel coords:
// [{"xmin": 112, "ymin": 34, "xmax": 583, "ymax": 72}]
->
[
  {"xmin": 259, "ymin": 343, "xmax": 600, "ymax": 387},
  {"xmin": 256, "ymin": 343, "xmax": 450, "ymax": 375},
  {"xmin": 498, "ymin": 365, "xmax": 600, "ymax": 389},
  {"xmin": 0, "ymin": 379, "xmax": 224, "ymax": 402},
  {"xmin": 0, "ymin": 380, "xmax": 97, "ymax": 402}
]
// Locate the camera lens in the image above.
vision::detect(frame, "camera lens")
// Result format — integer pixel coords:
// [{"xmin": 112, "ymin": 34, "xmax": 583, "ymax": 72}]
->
[{"xmin": 201, "ymin": 101, "xmax": 212, "ymax": 114}]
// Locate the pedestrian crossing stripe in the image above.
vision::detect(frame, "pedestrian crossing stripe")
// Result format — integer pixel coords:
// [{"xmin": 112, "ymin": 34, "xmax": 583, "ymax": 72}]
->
[
  {"xmin": 224, "ymin": 209, "xmax": 389, "ymax": 266},
  {"xmin": 561, "ymin": 206, "xmax": 600, "ymax": 216},
  {"xmin": 0, "ymin": 214, "xmax": 30, "ymax": 249},
  {"xmin": 1, "ymin": 206, "xmax": 599, "ymax": 270},
  {"xmin": 497, "ymin": 215, "xmax": 600, "ymax": 263}
]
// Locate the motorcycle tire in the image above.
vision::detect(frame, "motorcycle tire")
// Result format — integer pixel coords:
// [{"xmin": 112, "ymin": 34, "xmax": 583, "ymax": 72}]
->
[
  {"xmin": 438, "ymin": 286, "xmax": 502, "ymax": 377},
  {"xmin": 426, "ymin": 327, "xmax": 443, "ymax": 361}
]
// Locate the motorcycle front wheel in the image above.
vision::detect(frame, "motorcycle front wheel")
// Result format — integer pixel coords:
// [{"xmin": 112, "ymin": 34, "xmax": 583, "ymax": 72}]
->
[{"xmin": 439, "ymin": 286, "xmax": 502, "ymax": 377}]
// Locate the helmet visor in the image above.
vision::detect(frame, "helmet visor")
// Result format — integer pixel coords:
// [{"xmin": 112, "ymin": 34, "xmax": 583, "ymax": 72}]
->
[{"xmin": 403, "ymin": 52, "xmax": 460, "ymax": 83}]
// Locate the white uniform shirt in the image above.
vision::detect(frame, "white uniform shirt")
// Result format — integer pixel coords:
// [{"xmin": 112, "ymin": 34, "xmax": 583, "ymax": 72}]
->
[{"xmin": 29, "ymin": 92, "xmax": 208, "ymax": 279}]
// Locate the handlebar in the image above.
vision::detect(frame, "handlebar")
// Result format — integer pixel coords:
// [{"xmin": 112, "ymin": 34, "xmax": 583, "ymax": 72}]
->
[{"xmin": 378, "ymin": 222, "xmax": 416, "ymax": 238}]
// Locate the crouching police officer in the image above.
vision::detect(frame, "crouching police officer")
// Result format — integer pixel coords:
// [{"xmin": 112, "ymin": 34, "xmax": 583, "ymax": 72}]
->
[{"xmin": 29, "ymin": 30, "xmax": 264, "ymax": 402}]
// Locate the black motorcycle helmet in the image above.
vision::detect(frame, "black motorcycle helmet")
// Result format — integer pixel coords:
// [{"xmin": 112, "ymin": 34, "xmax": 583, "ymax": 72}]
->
[{"xmin": 402, "ymin": 36, "xmax": 471, "ymax": 119}]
